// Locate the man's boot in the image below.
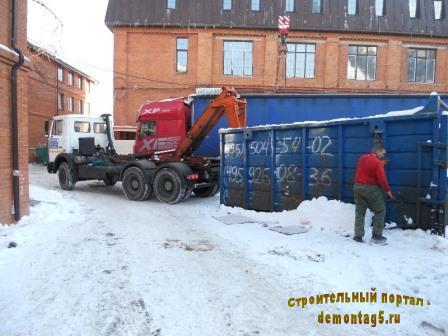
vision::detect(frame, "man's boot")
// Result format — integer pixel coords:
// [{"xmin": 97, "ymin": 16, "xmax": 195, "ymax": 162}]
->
[
  {"xmin": 372, "ymin": 234, "xmax": 387, "ymax": 245},
  {"xmin": 353, "ymin": 236, "xmax": 363, "ymax": 243}
]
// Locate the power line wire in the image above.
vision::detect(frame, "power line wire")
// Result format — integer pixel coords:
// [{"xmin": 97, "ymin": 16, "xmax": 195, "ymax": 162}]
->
[{"xmin": 60, "ymin": 55, "xmax": 197, "ymax": 88}]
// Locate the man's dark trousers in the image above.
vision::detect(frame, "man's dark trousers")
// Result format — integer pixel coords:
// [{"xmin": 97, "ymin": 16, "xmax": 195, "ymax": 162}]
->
[{"xmin": 354, "ymin": 184, "xmax": 386, "ymax": 238}]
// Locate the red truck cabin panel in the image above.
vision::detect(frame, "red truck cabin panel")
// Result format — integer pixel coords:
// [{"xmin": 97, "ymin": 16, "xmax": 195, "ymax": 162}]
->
[{"xmin": 134, "ymin": 97, "xmax": 192, "ymax": 155}]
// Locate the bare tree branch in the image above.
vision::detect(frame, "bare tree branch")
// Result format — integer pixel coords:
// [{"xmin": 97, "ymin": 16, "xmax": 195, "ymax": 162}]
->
[{"xmin": 30, "ymin": 0, "xmax": 64, "ymax": 30}]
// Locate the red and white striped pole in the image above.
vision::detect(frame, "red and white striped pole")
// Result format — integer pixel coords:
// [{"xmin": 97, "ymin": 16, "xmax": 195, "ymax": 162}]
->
[
  {"xmin": 278, "ymin": 15, "xmax": 290, "ymax": 45},
  {"xmin": 275, "ymin": 14, "xmax": 290, "ymax": 90}
]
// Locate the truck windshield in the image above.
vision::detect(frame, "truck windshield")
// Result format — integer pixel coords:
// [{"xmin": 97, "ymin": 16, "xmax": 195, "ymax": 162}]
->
[
  {"xmin": 94, "ymin": 123, "xmax": 107, "ymax": 133},
  {"xmin": 52, "ymin": 120, "xmax": 63, "ymax": 136},
  {"xmin": 74, "ymin": 121, "xmax": 91, "ymax": 133},
  {"xmin": 140, "ymin": 121, "xmax": 156, "ymax": 137}
]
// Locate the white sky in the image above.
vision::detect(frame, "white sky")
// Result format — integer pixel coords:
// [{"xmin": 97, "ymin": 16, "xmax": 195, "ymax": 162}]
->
[{"xmin": 28, "ymin": 0, "xmax": 113, "ymax": 115}]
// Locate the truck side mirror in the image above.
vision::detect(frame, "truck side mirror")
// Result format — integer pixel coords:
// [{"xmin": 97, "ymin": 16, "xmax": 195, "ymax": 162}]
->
[{"xmin": 44, "ymin": 121, "xmax": 49, "ymax": 137}]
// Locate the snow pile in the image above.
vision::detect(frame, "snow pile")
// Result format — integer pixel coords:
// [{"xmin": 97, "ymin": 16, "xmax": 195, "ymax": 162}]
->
[
  {"xmin": 220, "ymin": 104, "xmax": 426, "ymax": 132},
  {"xmin": 431, "ymin": 235, "xmax": 448, "ymax": 253},
  {"xmin": 220, "ymin": 196, "xmax": 373, "ymax": 235},
  {"xmin": 0, "ymin": 165, "xmax": 447, "ymax": 336},
  {"xmin": 380, "ymin": 105, "xmax": 424, "ymax": 117},
  {"xmin": 195, "ymin": 87, "xmax": 222, "ymax": 96},
  {"xmin": 213, "ymin": 198, "xmax": 447, "ymax": 336},
  {"xmin": 0, "ymin": 43, "xmax": 18, "ymax": 56},
  {"xmin": 0, "ymin": 185, "xmax": 81, "ymax": 243}
]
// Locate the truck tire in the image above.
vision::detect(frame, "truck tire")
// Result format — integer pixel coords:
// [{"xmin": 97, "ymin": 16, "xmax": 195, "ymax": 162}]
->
[
  {"xmin": 103, "ymin": 175, "xmax": 118, "ymax": 186},
  {"xmin": 58, "ymin": 161, "xmax": 76, "ymax": 191},
  {"xmin": 193, "ymin": 185, "xmax": 219, "ymax": 198},
  {"xmin": 153, "ymin": 168, "xmax": 187, "ymax": 204},
  {"xmin": 183, "ymin": 187, "xmax": 194, "ymax": 201},
  {"xmin": 122, "ymin": 167, "xmax": 152, "ymax": 201}
]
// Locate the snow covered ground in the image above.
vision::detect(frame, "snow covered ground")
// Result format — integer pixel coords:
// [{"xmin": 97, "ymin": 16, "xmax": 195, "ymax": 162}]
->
[{"xmin": 0, "ymin": 164, "xmax": 447, "ymax": 336}]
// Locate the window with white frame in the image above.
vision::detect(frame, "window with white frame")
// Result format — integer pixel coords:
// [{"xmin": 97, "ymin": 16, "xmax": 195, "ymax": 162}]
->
[
  {"xmin": 67, "ymin": 72, "xmax": 73, "ymax": 86},
  {"xmin": 176, "ymin": 38, "xmax": 188, "ymax": 73},
  {"xmin": 78, "ymin": 100, "xmax": 83, "ymax": 114},
  {"xmin": 375, "ymin": 0, "xmax": 385, "ymax": 16},
  {"xmin": 312, "ymin": 0, "xmax": 322, "ymax": 13},
  {"xmin": 286, "ymin": 43, "xmax": 316, "ymax": 78},
  {"xmin": 68, "ymin": 96, "xmax": 74, "ymax": 112},
  {"xmin": 285, "ymin": 0, "xmax": 295, "ymax": 12},
  {"xmin": 77, "ymin": 76, "xmax": 82, "ymax": 89},
  {"xmin": 409, "ymin": 0, "xmax": 418, "ymax": 18},
  {"xmin": 223, "ymin": 0, "xmax": 232, "ymax": 10},
  {"xmin": 347, "ymin": 45, "xmax": 377, "ymax": 81},
  {"xmin": 223, "ymin": 41, "xmax": 253, "ymax": 77},
  {"xmin": 57, "ymin": 67, "xmax": 63, "ymax": 82},
  {"xmin": 347, "ymin": 0, "xmax": 357, "ymax": 15},
  {"xmin": 408, "ymin": 48, "xmax": 436, "ymax": 83},
  {"xmin": 434, "ymin": 0, "xmax": 444, "ymax": 19},
  {"xmin": 251, "ymin": 0, "xmax": 260, "ymax": 11},
  {"xmin": 58, "ymin": 93, "xmax": 64, "ymax": 110},
  {"xmin": 167, "ymin": 0, "xmax": 176, "ymax": 9}
]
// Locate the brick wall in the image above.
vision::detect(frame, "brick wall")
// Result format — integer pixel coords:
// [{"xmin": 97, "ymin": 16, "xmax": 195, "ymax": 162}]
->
[
  {"xmin": 0, "ymin": 0, "xmax": 25, "ymax": 48},
  {"xmin": 28, "ymin": 54, "xmax": 57, "ymax": 160},
  {"xmin": 111, "ymin": 27, "xmax": 448, "ymax": 128},
  {"xmin": 27, "ymin": 47, "xmax": 95, "ymax": 161},
  {"xmin": 0, "ymin": 0, "xmax": 11, "ymax": 46},
  {"xmin": 0, "ymin": 0, "xmax": 30, "ymax": 224}
]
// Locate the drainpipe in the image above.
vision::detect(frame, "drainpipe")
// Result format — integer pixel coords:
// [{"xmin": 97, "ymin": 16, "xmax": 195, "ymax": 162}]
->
[
  {"xmin": 56, "ymin": 66, "xmax": 59, "ymax": 115},
  {"xmin": 10, "ymin": 0, "xmax": 25, "ymax": 221}
]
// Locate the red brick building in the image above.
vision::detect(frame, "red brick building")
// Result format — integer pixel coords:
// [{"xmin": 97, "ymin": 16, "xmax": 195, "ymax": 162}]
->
[
  {"xmin": 105, "ymin": 0, "xmax": 448, "ymax": 134},
  {"xmin": 0, "ymin": 0, "xmax": 30, "ymax": 224},
  {"xmin": 27, "ymin": 43, "xmax": 96, "ymax": 160}
]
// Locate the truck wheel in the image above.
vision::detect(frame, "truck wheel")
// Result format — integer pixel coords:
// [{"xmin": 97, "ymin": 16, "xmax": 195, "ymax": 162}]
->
[
  {"xmin": 153, "ymin": 168, "xmax": 187, "ymax": 204},
  {"xmin": 103, "ymin": 175, "xmax": 118, "ymax": 186},
  {"xmin": 58, "ymin": 162, "xmax": 76, "ymax": 191},
  {"xmin": 193, "ymin": 185, "xmax": 219, "ymax": 198},
  {"xmin": 122, "ymin": 167, "xmax": 152, "ymax": 201},
  {"xmin": 182, "ymin": 187, "xmax": 194, "ymax": 202}
]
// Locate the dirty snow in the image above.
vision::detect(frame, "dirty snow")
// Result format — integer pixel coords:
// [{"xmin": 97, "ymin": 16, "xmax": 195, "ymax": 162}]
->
[{"xmin": 0, "ymin": 165, "xmax": 447, "ymax": 336}]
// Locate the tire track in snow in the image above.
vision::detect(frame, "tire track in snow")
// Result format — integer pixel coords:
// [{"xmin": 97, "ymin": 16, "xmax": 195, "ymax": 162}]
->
[{"xmin": 111, "ymin": 199, "xmax": 362, "ymax": 336}]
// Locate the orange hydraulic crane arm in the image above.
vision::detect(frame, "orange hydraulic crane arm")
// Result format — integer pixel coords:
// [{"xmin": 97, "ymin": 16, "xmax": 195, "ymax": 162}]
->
[{"xmin": 174, "ymin": 87, "xmax": 247, "ymax": 158}]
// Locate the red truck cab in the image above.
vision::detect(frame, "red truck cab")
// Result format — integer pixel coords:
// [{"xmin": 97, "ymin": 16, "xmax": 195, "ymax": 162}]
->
[{"xmin": 134, "ymin": 97, "xmax": 192, "ymax": 155}]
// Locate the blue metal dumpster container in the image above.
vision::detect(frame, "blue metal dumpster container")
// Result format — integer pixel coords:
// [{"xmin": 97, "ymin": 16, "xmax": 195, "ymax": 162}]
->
[
  {"xmin": 193, "ymin": 93, "xmax": 448, "ymax": 157},
  {"xmin": 220, "ymin": 95, "xmax": 448, "ymax": 231}
]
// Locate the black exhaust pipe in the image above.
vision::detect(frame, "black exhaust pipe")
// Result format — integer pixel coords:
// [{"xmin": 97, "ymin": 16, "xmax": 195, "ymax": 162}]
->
[
  {"xmin": 101, "ymin": 114, "xmax": 116, "ymax": 155},
  {"xmin": 10, "ymin": 0, "xmax": 25, "ymax": 221}
]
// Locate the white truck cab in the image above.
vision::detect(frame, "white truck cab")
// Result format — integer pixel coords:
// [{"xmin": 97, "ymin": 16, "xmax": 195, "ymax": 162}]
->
[{"xmin": 47, "ymin": 115, "xmax": 112, "ymax": 163}]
